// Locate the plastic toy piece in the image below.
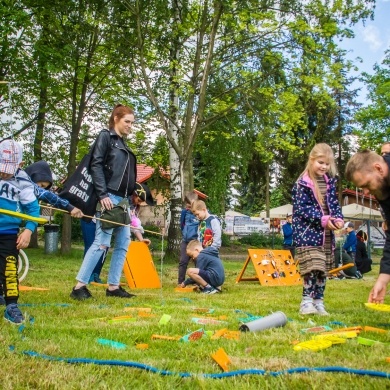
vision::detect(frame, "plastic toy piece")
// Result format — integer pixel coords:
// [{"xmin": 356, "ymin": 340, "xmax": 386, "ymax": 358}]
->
[
  {"xmin": 191, "ymin": 317, "xmax": 228, "ymax": 325},
  {"xmin": 97, "ymin": 338, "xmax": 127, "ymax": 349},
  {"xmin": 138, "ymin": 312, "xmax": 156, "ymax": 318},
  {"xmin": 192, "ymin": 308, "xmax": 215, "ymax": 314},
  {"xmin": 151, "ymin": 334, "xmax": 181, "ymax": 341},
  {"xmin": 19, "ymin": 286, "xmax": 49, "ymax": 291},
  {"xmin": 108, "ymin": 316, "xmax": 136, "ymax": 324},
  {"xmin": 158, "ymin": 314, "xmax": 171, "ymax": 325},
  {"xmin": 364, "ymin": 326, "xmax": 388, "ymax": 334},
  {"xmin": 301, "ymin": 326, "xmax": 332, "ymax": 333},
  {"xmin": 124, "ymin": 307, "xmax": 152, "ymax": 313},
  {"xmin": 238, "ymin": 315, "xmax": 263, "ymax": 323},
  {"xmin": 180, "ymin": 328, "xmax": 205, "ymax": 342},
  {"xmin": 174, "ymin": 286, "xmax": 198, "ymax": 292},
  {"xmin": 328, "ymin": 263, "xmax": 354, "ymax": 275},
  {"xmin": 0, "ymin": 208, "xmax": 48, "ymax": 224},
  {"xmin": 365, "ymin": 303, "xmax": 390, "ymax": 312},
  {"xmin": 318, "ymin": 331, "xmax": 358, "ymax": 339},
  {"xmin": 357, "ymin": 336, "xmax": 383, "ymax": 346},
  {"xmin": 312, "ymin": 335, "xmax": 347, "ymax": 345},
  {"xmin": 211, "ymin": 348, "xmax": 232, "ymax": 372},
  {"xmin": 211, "ymin": 328, "xmax": 240, "ymax": 340},
  {"xmin": 293, "ymin": 339, "xmax": 333, "ymax": 352},
  {"xmin": 123, "ymin": 241, "xmax": 161, "ymax": 289},
  {"xmin": 135, "ymin": 344, "xmax": 149, "ymax": 350},
  {"xmin": 321, "ymin": 326, "xmax": 362, "ymax": 334}
]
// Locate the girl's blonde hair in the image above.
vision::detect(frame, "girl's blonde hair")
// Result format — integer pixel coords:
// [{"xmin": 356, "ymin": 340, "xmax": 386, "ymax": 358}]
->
[{"xmin": 301, "ymin": 143, "xmax": 337, "ymax": 205}]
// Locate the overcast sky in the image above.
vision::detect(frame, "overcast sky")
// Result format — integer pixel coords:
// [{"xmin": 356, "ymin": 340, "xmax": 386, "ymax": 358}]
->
[{"xmin": 338, "ymin": 0, "xmax": 390, "ymax": 104}]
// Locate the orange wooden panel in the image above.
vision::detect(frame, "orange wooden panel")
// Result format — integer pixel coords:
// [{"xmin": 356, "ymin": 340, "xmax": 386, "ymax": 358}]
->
[
  {"xmin": 236, "ymin": 249, "xmax": 301, "ymax": 286},
  {"xmin": 123, "ymin": 241, "xmax": 161, "ymax": 289}
]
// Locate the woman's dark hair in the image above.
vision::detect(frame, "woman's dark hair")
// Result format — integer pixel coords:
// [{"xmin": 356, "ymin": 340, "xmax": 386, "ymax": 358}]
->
[
  {"xmin": 356, "ymin": 230, "xmax": 368, "ymax": 241},
  {"xmin": 108, "ymin": 104, "xmax": 134, "ymax": 129}
]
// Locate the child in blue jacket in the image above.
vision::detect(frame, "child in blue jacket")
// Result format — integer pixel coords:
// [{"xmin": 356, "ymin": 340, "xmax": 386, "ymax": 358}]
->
[
  {"xmin": 292, "ymin": 143, "xmax": 344, "ymax": 316},
  {"xmin": 182, "ymin": 239, "xmax": 224, "ymax": 294},
  {"xmin": 0, "ymin": 140, "xmax": 40, "ymax": 324},
  {"xmin": 343, "ymin": 222, "xmax": 357, "ymax": 261}
]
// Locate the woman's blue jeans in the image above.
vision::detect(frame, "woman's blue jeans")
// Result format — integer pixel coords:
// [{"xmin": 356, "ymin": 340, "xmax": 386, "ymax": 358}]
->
[{"xmin": 76, "ymin": 193, "xmax": 130, "ymax": 285}]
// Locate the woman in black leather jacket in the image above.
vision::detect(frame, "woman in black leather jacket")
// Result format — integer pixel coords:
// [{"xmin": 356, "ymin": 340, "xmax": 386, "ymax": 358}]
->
[{"xmin": 70, "ymin": 104, "xmax": 137, "ymax": 301}]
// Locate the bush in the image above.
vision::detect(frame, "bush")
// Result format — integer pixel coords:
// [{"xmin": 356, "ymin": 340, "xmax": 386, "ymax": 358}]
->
[
  {"xmin": 143, "ymin": 224, "xmax": 167, "ymax": 252},
  {"xmin": 221, "ymin": 233, "xmax": 231, "ymax": 247},
  {"xmin": 238, "ymin": 232, "xmax": 284, "ymax": 248},
  {"xmin": 53, "ymin": 211, "xmax": 83, "ymax": 243}
]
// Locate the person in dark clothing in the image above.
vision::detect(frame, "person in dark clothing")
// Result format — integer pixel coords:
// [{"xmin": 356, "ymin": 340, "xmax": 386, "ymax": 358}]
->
[
  {"xmin": 282, "ymin": 212, "xmax": 295, "ymax": 258},
  {"xmin": 333, "ymin": 247, "xmax": 361, "ymax": 278},
  {"xmin": 343, "ymin": 222, "xmax": 357, "ymax": 261},
  {"xmin": 178, "ymin": 191, "xmax": 199, "ymax": 286},
  {"xmin": 181, "ymin": 239, "xmax": 225, "ymax": 294},
  {"xmin": 355, "ymin": 230, "xmax": 372, "ymax": 275},
  {"xmin": 70, "ymin": 104, "xmax": 137, "ymax": 301},
  {"xmin": 24, "ymin": 161, "xmax": 83, "ymax": 217},
  {"xmin": 346, "ymin": 150, "xmax": 390, "ymax": 303}
]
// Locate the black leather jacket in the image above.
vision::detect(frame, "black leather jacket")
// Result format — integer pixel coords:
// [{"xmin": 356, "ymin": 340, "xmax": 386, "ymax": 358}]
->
[{"xmin": 90, "ymin": 129, "xmax": 137, "ymax": 200}]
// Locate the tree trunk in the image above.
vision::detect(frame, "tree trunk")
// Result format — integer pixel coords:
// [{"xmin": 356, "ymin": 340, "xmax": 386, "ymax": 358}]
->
[
  {"xmin": 60, "ymin": 214, "xmax": 72, "ymax": 254},
  {"xmin": 266, "ymin": 163, "xmax": 270, "ymax": 218},
  {"xmin": 28, "ymin": 229, "xmax": 39, "ymax": 248},
  {"xmin": 165, "ymin": 131, "xmax": 183, "ymax": 261}
]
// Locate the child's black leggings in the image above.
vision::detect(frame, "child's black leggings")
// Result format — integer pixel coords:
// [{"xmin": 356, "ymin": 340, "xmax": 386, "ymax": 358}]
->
[{"xmin": 0, "ymin": 234, "xmax": 19, "ymax": 305}]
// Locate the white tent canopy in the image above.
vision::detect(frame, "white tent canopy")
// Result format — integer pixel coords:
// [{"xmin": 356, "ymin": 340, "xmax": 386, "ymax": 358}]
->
[
  {"xmin": 260, "ymin": 204, "xmax": 293, "ymax": 219},
  {"xmin": 342, "ymin": 203, "xmax": 383, "ymax": 222},
  {"xmin": 225, "ymin": 210, "xmax": 248, "ymax": 218}
]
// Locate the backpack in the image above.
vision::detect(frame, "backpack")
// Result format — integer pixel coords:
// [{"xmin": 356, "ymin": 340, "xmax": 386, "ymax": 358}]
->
[{"xmin": 182, "ymin": 210, "xmax": 199, "ymax": 243}]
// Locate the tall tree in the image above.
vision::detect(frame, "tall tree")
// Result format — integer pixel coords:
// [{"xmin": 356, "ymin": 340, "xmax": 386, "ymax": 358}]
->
[{"xmin": 355, "ymin": 49, "xmax": 390, "ymax": 150}]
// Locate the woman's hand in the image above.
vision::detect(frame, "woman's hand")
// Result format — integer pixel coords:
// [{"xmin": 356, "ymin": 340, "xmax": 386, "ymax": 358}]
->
[{"xmin": 100, "ymin": 197, "xmax": 113, "ymax": 210}]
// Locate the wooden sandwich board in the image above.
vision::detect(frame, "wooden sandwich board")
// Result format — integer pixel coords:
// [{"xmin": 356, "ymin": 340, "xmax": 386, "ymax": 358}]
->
[
  {"xmin": 123, "ymin": 241, "xmax": 161, "ymax": 288},
  {"xmin": 236, "ymin": 249, "xmax": 301, "ymax": 286}
]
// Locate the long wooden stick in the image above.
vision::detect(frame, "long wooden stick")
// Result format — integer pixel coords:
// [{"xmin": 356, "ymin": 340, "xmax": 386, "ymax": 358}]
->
[{"xmin": 39, "ymin": 204, "xmax": 164, "ymax": 236}]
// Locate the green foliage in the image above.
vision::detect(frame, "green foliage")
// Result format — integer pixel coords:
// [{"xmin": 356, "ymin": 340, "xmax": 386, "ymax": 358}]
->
[
  {"xmin": 221, "ymin": 232, "xmax": 231, "ymax": 247},
  {"xmin": 238, "ymin": 232, "xmax": 283, "ymax": 248},
  {"xmin": 53, "ymin": 212, "xmax": 83, "ymax": 243},
  {"xmin": 143, "ymin": 224, "xmax": 167, "ymax": 253},
  {"xmin": 355, "ymin": 50, "xmax": 390, "ymax": 150}
]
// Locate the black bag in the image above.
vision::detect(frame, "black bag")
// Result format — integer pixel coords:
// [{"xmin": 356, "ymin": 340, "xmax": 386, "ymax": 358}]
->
[
  {"xmin": 58, "ymin": 148, "xmax": 98, "ymax": 217},
  {"xmin": 98, "ymin": 199, "xmax": 130, "ymax": 229}
]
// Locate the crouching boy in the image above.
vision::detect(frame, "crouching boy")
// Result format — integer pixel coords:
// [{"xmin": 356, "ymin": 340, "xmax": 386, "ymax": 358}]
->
[{"xmin": 181, "ymin": 240, "xmax": 225, "ymax": 294}]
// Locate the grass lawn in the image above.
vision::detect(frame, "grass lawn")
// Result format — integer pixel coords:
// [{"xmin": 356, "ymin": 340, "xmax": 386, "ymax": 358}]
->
[{"xmin": 1, "ymin": 246, "xmax": 390, "ymax": 389}]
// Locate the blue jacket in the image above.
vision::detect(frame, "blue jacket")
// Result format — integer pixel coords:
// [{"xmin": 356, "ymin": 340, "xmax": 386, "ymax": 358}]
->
[
  {"xmin": 282, "ymin": 222, "xmax": 293, "ymax": 246},
  {"xmin": 292, "ymin": 173, "xmax": 343, "ymax": 248},
  {"xmin": 0, "ymin": 170, "xmax": 40, "ymax": 234},
  {"xmin": 343, "ymin": 231, "xmax": 357, "ymax": 253},
  {"xmin": 180, "ymin": 208, "xmax": 199, "ymax": 243}
]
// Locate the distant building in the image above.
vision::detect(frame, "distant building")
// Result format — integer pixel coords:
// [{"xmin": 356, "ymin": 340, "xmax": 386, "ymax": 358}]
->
[{"xmin": 136, "ymin": 164, "xmax": 207, "ymax": 231}]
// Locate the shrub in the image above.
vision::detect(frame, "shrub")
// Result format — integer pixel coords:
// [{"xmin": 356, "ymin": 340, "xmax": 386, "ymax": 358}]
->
[
  {"xmin": 221, "ymin": 233, "xmax": 231, "ymax": 247},
  {"xmin": 238, "ymin": 232, "xmax": 284, "ymax": 248}
]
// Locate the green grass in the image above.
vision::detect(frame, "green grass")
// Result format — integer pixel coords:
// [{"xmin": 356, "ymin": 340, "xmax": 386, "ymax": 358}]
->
[{"xmin": 1, "ymin": 247, "xmax": 390, "ymax": 389}]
